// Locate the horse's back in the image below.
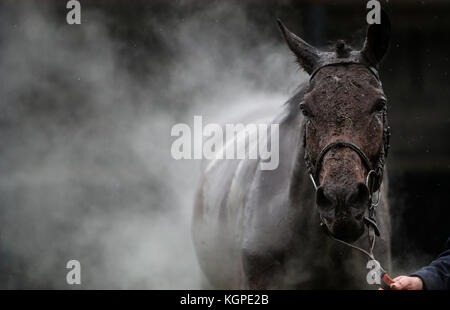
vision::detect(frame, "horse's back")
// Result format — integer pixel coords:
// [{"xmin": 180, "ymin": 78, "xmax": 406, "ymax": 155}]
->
[
  {"xmin": 192, "ymin": 102, "xmax": 302, "ymax": 288},
  {"xmin": 192, "ymin": 124, "xmax": 262, "ymax": 288}
]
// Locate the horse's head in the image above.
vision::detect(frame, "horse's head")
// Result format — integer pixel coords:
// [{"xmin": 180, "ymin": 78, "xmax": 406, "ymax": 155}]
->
[{"xmin": 279, "ymin": 12, "xmax": 391, "ymax": 242}]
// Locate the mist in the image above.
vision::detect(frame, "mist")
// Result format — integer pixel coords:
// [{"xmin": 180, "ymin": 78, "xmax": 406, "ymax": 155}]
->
[{"xmin": 0, "ymin": 1, "xmax": 303, "ymax": 288}]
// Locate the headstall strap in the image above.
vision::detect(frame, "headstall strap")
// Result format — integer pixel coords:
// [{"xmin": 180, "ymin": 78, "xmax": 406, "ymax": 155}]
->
[{"xmin": 309, "ymin": 62, "xmax": 381, "ymax": 83}]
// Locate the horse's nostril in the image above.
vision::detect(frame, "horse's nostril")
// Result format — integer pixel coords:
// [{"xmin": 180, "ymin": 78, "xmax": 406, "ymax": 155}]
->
[
  {"xmin": 316, "ymin": 186, "xmax": 333, "ymax": 210},
  {"xmin": 347, "ymin": 182, "xmax": 369, "ymax": 206}
]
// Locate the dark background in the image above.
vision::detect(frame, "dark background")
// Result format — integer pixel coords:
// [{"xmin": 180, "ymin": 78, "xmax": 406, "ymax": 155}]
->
[{"xmin": 0, "ymin": 0, "xmax": 448, "ymax": 288}]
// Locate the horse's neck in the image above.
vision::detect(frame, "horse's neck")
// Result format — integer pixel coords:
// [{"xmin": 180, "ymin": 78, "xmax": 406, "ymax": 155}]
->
[{"xmin": 261, "ymin": 84, "xmax": 316, "ymax": 214}]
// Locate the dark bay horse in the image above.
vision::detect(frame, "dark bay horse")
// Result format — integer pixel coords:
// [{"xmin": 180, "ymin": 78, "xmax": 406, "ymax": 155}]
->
[{"xmin": 192, "ymin": 13, "xmax": 392, "ymax": 289}]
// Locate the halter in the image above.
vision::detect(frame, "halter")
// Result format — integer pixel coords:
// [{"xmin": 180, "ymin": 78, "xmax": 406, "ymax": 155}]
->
[{"xmin": 304, "ymin": 62, "xmax": 391, "ymax": 260}]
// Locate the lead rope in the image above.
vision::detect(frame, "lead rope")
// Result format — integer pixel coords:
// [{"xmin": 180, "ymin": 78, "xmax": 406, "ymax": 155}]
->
[{"xmin": 321, "ymin": 222, "xmax": 376, "ymax": 260}]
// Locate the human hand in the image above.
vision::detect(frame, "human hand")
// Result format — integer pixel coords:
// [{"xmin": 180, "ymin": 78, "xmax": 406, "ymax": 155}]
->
[{"xmin": 389, "ymin": 276, "xmax": 423, "ymax": 290}]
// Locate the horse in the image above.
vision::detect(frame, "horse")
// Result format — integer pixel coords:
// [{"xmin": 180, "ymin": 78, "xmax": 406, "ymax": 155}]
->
[{"xmin": 192, "ymin": 11, "xmax": 392, "ymax": 289}]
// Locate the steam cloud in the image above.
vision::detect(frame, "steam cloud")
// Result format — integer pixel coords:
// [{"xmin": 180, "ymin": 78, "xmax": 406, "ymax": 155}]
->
[{"xmin": 0, "ymin": 1, "xmax": 303, "ymax": 288}]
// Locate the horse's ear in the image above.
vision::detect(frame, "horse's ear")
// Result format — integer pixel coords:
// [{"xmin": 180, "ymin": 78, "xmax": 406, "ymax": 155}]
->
[
  {"xmin": 361, "ymin": 8, "xmax": 391, "ymax": 67},
  {"xmin": 277, "ymin": 19, "xmax": 320, "ymax": 74}
]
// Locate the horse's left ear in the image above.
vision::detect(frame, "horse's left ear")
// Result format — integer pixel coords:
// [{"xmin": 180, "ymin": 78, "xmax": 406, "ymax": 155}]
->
[
  {"xmin": 277, "ymin": 19, "xmax": 320, "ymax": 74},
  {"xmin": 361, "ymin": 8, "xmax": 391, "ymax": 68}
]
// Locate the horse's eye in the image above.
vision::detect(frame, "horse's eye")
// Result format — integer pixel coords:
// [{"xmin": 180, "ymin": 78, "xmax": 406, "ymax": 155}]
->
[
  {"xmin": 372, "ymin": 99, "xmax": 386, "ymax": 113},
  {"xmin": 299, "ymin": 103, "xmax": 312, "ymax": 117}
]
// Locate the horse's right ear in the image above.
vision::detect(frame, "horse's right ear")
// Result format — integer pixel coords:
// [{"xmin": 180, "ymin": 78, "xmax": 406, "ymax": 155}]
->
[
  {"xmin": 361, "ymin": 8, "xmax": 391, "ymax": 68},
  {"xmin": 277, "ymin": 19, "xmax": 320, "ymax": 74}
]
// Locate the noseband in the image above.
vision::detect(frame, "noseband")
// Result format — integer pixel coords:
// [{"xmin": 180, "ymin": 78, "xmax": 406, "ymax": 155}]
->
[
  {"xmin": 308, "ymin": 141, "xmax": 373, "ymax": 190},
  {"xmin": 304, "ymin": 62, "xmax": 391, "ymax": 259}
]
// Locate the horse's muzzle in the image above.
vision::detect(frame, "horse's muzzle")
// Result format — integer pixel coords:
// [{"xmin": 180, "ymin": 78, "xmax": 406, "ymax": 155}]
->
[{"xmin": 316, "ymin": 182, "xmax": 369, "ymax": 242}]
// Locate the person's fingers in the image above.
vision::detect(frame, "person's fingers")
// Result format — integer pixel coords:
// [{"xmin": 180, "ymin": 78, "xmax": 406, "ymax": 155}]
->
[
  {"xmin": 386, "ymin": 276, "xmax": 423, "ymax": 290},
  {"xmin": 390, "ymin": 276, "xmax": 407, "ymax": 290},
  {"xmin": 393, "ymin": 276, "xmax": 422, "ymax": 290},
  {"xmin": 395, "ymin": 275, "xmax": 410, "ymax": 283}
]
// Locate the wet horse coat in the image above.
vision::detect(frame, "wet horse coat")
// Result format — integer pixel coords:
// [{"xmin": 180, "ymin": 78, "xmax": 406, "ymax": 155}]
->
[{"xmin": 192, "ymin": 14, "xmax": 392, "ymax": 289}]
